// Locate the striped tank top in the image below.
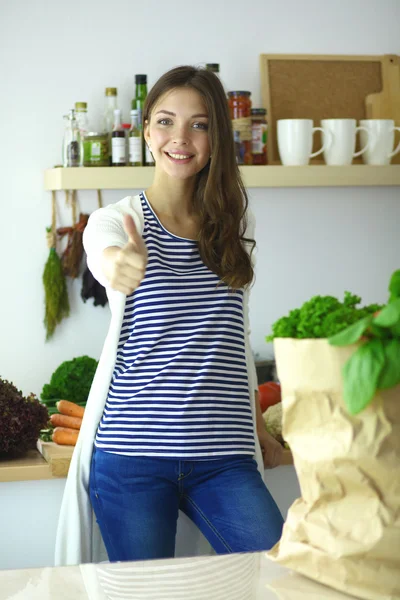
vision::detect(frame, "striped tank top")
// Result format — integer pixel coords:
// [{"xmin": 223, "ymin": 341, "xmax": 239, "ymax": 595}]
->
[{"xmin": 94, "ymin": 192, "xmax": 255, "ymax": 459}]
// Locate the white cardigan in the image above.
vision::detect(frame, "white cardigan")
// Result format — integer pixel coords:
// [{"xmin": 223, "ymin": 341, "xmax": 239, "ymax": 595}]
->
[{"xmin": 55, "ymin": 194, "xmax": 263, "ymax": 566}]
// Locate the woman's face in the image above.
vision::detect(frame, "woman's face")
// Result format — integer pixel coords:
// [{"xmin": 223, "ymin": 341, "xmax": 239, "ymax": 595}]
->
[{"xmin": 144, "ymin": 87, "xmax": 211, "ymax": 180}]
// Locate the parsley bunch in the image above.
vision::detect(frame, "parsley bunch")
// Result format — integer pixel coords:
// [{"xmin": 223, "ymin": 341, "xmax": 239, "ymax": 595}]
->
[{"xmin": 266, "ymin": 292, "xmax": 381, "ymax": 341}]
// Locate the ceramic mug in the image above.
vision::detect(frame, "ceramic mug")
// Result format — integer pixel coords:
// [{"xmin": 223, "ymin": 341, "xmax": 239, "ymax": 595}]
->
[
  {"xmin": 321, "ymin": 119, "xmax": 372, "ymax": 165},
  {"xmin": 277, "ymin": 119, "xmax": 331, "ymax": 166},
  {"xmin": 359, "ymin": 119, "xmax": 400, "ymax": 165}
]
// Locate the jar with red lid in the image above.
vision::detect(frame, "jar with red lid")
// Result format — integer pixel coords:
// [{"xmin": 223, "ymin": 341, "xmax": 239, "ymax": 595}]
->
[
  {"xmin": 228, "ymin": 91, "xmax": 252, "ymax": 165},
  {"xmin": 251, "ymin": 108, "xmax": 268, "ymax": 165}
]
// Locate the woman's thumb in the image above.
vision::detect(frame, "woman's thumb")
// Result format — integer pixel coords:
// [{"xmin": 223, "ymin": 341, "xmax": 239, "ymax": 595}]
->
[{"xmin": 123, "ymin": 214, "xmax": 142, "ymax": 247}]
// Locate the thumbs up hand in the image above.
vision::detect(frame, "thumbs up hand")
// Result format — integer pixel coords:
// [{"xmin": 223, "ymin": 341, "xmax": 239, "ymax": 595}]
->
[{"xmin": 101, "ymin": 214, "xmax": 148, "ymax": 295}]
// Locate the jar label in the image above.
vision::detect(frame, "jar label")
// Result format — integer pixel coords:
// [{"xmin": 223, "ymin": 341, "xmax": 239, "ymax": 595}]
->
[
  {"xmin": 252, "ymin": 123, "xmax": 268, "ymax": 154},
  {"xmin": 232, "ymin": 117, "xmax": 252, "ymax": 141}
]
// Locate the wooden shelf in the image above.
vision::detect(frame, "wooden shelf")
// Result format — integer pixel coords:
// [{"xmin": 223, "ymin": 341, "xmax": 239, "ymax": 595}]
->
[
  {"xmin": 0, "ymin": 449, "xmax": 52, "ymax": 482},
  {"xmin": 35, "ymin": 441, "xmax": 293, "ymax": 478},
  {"xmin": 44, "ymin": 165, "xmax": 400, "ymax": 190}
]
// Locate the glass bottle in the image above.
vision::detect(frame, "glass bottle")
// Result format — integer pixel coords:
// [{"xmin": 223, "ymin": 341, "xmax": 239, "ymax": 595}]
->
[
  {"xmin": 131, "ymin": 75, "xmax": 147, "ymax": 128},
  {"xmin": 74, "ymin": 102, "xmax": 89, "ymax": 136},
  {"xmin": 228, "ymin": 91, "xmax": 253, "ymax": 165},
  {"xmin": 102, "ymin": 87, "xmax": 118, "ymax": 165},
  {"xmin": 206, "ymin": 63, "xmax": 220, "ymax": 75},
  {"xmin": 111, "ymin": 109, "xmax": 126, "ymax": 166},
  {"xmin": 129, "ymin": 110, "xmax": 143, "ymax": 166},
  {"xmin": 251, "ymin": 108, "xmax": 268, "ymax": 165},
  {"xmin": 74, "ymin": 102, "xmax": 89, "ymax": 166},
  {"xmin": 62, "ymin": 109, "xmax": 81, "ymax": 167},
  {"xmin": 145, "ymin": 142, "xmax": 155, "ymax": 166},
  {"xmin": 132, "ymin": 75, "xmax": 149, "ymax": 164}
]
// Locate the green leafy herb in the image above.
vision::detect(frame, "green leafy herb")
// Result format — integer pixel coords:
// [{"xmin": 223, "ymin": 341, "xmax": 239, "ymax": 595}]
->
[
  {"xmin": 342, "ymin": 339, "xmax": 385, "ymax": 415},
  {"xmin": 388, "ymin": 269, "xmax": 400, "ymax": 302},
  {"xmin": 378, "ymin": 339, "xmax": 400, "ymax": 390},
  {"xmin": 266, "ymin": 292, "xmax": 381, "ymax": 342},
  {"xmin": 373, "ymin": 298, "xmax": 400, "ymax": 328},
  {"xmin": 41, "ymin": 355, "xmax": 98, "ymax": 404},
  {"xmin": 328, "ymin": 314, "xmax": 373, "ymax": 347}
]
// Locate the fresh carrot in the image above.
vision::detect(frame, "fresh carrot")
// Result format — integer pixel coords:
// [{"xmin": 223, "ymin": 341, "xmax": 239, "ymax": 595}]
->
[
  {"xmin": 56, "ymin": 400, "xmax": 85, "ymax": 419},
  {"xmin": 50, "ymin": 413, "xmax": 83, "ymax": 430},
  {"xmin": 52, "ymin": 427, "xmax": 79, "ymax": 446}
]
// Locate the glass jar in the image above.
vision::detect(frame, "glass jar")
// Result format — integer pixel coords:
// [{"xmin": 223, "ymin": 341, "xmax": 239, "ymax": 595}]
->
[
  {"xmin": 251, "ymin": 108, "xmax": 268, "ymax": 165},
  {"xmin": 83, "ymin": 132, "xmax": 110, "ymax": 167},
  {"xmin": 228, "ymin": 91, "xmax": 252, "ymax": 165}
]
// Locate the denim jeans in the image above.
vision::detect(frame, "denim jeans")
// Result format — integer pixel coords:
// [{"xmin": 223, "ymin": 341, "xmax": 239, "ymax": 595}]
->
[{"xmin": 89, "ymin": 447, "xmax": 284, "ymax": 562}]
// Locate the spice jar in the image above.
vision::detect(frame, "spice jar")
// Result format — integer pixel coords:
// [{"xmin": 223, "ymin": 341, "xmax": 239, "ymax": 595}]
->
[
  {"xmin": 251, "ymin": 108, "xmax": 268, "ymax": 165},
  {"xmin": 228, "ymin": 91, "xmax": 252, "ymax": 165}
]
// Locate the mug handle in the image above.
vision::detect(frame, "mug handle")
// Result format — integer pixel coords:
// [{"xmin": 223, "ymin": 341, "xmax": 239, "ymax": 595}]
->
[
  {"xmin": 353, "ymin": 126, "xmax": 375, "ymax": 157},
  {"xmin": 389, "ymin": 127, "xmax": 400, "ymax": 158},
  {"xmin": 310, "ymin": 127, "xmax": 332, "ymax": 158}
]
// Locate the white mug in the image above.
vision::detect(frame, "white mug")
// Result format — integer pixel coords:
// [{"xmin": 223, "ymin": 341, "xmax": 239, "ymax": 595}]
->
[
  {"xmin": 321, "ymin": 119, "xmax": 372, "ymax": 165},
  {"xmin": 359, "ymin": 119, "xmax": 400, "ymax": 165},
  {"xmin": 277, "ymin": 119, "xmax": 331, "ymax": 166}
]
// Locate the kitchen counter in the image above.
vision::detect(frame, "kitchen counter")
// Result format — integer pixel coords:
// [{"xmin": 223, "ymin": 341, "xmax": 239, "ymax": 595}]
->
[
  {"xmin": 0, "ymin": 442, "xmax": 294, "ymax": 482},
  {"xmin": 0, "ymin": 550, "xmax": 362, "ymax": 600}
]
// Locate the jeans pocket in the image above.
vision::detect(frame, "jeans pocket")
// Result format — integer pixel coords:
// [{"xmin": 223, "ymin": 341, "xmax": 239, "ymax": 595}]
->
[{"xmin": 89, "ymin": 447, "xmax": 99, "ymax": 501}]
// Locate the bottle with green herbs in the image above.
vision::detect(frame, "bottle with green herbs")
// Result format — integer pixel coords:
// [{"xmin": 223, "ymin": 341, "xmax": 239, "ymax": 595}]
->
[{"xmin": 129, "ymin": 110, "xmax": 143, "ymax": 166}]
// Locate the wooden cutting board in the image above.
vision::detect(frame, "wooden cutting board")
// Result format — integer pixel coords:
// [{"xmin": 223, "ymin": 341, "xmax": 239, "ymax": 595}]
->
[
  {"xmin": 260, "ymin": 53, "xmax": 400, "ymax": 164},
  {"xmin": 366, "ymin": 54, "xmax": 400, "ymax": 164},
  {"xmin": 36, "ymin": 440, "xmax": 74, "ymax": 477}
]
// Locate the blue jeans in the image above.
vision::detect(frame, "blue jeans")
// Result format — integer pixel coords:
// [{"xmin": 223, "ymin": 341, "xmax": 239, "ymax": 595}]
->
[{"xmin": 89, "ymin": 448, "xmax": 284, "ymax": 561}]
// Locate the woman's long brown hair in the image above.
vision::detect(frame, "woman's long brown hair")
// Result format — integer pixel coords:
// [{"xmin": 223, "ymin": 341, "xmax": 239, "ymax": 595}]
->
[{"xmin": 143, "ymin": 66, "xmax": 255, "ymax": 290}]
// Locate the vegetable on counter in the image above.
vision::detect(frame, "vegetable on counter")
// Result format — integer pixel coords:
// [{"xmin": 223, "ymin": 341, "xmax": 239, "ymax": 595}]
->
[
  {"xmin": 50, "ymin": 413, "xmax": 82, "ymax": 430},
  {"xmin": 0, "ymin": 378, "xmax": 49, "ymax": 457},
  {"xmin": 56, "ymin": 399, "xmax": 85, "ymax": 419},
  {"xmin": 263, "ymin": 403, "xmax": 284, "ymax": 444},
  {"xmin": 258, "ymin": 381, "xmax": 281, "ymax": 413},
  {"xmin": 41, "ymin": 355, "xmax": 98, "ymax": 405},
  {"xmin": 52, "ymin": 427, "xmax": 79, "ymax": 446}
]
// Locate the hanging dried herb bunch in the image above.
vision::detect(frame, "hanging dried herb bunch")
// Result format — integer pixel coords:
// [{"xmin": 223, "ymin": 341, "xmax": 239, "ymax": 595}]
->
[{"xmin": 43, "ymin": 226, "xmax": 70, "ymax": 340}]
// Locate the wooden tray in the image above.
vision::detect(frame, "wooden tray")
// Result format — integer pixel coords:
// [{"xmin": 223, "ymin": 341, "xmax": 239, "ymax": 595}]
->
[{"xmin": 260, "ymin": 53, "xmax": 400, "ymax": 165}]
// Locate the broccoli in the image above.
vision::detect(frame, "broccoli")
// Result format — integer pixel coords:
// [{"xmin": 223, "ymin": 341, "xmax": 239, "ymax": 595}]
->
[
  {"xmin": 266, "ymin": 292, "xmax": 382, "ymax": 341},
  {"xmin": 41, "ymin": 355, "xmax": 98, "ymax": 404}
]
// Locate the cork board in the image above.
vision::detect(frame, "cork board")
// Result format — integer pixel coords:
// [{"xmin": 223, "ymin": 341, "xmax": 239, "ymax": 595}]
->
[{"xmin": 260, "ymin": 54, "xmax": 400, "ymax": 165}]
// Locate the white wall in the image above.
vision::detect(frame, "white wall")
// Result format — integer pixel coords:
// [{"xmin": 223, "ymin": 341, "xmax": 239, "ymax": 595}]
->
[{"xmin": 0, "ymin": 0, "xmax": 399, "ymax": 396}]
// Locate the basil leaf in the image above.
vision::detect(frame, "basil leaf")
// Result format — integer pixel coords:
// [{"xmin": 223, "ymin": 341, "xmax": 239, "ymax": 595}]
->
[
  {"xmin": 388, "ymin": 269, "xmax": 400, "ymax": 301},
  {"xmin": 342, "ymin": 339, "xmax": 385, "ymax": 415},
  {"xmin": 328, "ymin": 315, "xmax": 373, "ymax": 347},
  {"xmin": 373, "ymin": 298, "xmax": 400, "ymax": 327},
  {"xmin": 378, "ymin": 339, "xmax": 400, "ymax": 390}
]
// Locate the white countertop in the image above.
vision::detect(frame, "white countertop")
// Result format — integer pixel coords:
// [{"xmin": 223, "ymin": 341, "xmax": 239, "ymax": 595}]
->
[{"xmin": 0, "ymin": 551, "xmax": 361, "ymax": 599}]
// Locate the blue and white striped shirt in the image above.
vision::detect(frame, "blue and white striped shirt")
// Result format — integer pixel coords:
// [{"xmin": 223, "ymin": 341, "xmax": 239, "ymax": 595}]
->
[{"xmin": 95, "ymin": 192, "xmax": 255, "ymax": 458}]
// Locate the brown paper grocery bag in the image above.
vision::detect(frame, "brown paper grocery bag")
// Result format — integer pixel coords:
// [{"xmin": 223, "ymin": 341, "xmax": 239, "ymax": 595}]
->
[{"xmin": 268, "ymin": 338, "xmax": 400, "ymax": 600}]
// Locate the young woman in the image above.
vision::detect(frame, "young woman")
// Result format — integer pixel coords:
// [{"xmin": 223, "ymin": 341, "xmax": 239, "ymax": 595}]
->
[{"xmin": 55, "ymin": 66, "xmax": 284, "ymax": 566}]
